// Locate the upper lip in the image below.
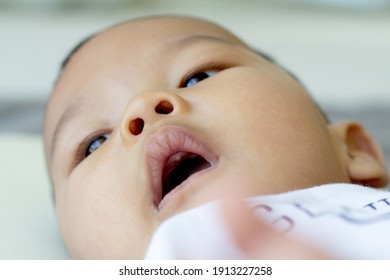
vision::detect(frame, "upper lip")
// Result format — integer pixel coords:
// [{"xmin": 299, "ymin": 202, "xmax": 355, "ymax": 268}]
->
[{"xmin": 146, "ymin": 126, "xmax": 218, "ymax": 209}]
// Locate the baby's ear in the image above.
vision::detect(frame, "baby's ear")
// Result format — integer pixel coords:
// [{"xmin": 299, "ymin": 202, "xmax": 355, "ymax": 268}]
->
[{"xmin": 330, "ymin": 122, "xmax": 388, "ymax": 188}]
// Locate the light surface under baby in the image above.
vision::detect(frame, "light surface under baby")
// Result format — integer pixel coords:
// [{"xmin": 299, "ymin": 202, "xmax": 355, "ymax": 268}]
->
[{"xmin": 44, "ymin": 16, "xmax": 388, "ymax": 259}]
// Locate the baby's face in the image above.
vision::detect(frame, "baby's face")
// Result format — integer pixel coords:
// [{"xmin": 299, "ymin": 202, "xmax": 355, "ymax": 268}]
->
[{"xmin": 44, "ymin": 17, "xmax": 349, "ymax": 258}]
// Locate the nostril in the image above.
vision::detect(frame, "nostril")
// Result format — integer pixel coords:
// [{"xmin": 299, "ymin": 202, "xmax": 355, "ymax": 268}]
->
[
  {"xmin": 129, "ymin": 118, "xmax": 144, "ymax": 136},
  {"xmin": 155, "ymin": 100, "xmax": 174, "ymax": 115}
]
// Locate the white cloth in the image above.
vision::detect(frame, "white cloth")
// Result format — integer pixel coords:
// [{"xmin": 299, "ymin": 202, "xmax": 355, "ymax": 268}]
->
[{"xmin": 145, "ymin": 183, "xmax": 390, "ymax": 259}]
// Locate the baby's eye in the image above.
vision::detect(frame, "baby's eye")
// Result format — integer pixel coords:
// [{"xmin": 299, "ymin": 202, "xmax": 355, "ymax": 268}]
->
[
  {"xmin": 182, "ymin": 70, "xmax": 218, "ymax": 88},
  {"xmin": 86, "ymin": 133, "xmax": 110, "ymax": 157}
]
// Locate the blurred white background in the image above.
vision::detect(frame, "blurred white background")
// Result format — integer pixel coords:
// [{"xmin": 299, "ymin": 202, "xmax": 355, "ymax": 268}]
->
[{"xmin": 0, "ymin": 0, "xmax": 389, "ymax": 108}]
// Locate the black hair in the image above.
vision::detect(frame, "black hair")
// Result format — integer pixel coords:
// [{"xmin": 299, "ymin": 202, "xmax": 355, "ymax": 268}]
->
[{"xmin": 61, "ymin": 34, "xmax": 95, "ymax": 72}]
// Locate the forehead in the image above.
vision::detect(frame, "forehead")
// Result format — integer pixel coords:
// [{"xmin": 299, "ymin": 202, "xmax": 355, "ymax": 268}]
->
[
  {"xmin": 63, "ymin": 17, "xmax": 244, "ymax": 71},
  {"xmin": 98, "ymin": 16, "xmax": 244, "ymax": 47}
]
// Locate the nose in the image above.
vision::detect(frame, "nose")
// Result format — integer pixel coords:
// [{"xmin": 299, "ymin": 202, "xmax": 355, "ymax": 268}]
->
[{"xmin": 120, "ymin": 91, "xmax": 189, "ymax": 140}]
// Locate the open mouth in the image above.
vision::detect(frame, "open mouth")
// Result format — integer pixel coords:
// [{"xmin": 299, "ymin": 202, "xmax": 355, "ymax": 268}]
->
[
  {"xmin": 162, "ymin": 152, "xmax": 212, "ymax": 199},
  {"xmin": 146, "ymin": 126, "xmax": 218, "ymax": 209}
]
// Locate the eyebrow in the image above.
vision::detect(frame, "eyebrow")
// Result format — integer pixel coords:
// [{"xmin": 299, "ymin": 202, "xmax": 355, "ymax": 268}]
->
[
  {"xmin": 49, "ymin": 101, "xmax": 83, "ymax": 161},
  {"xmin": 170, "ymin": 34, "xmax": 244, "ymax": 52}
]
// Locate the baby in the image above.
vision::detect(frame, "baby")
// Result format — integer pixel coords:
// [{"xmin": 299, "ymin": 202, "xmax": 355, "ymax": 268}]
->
[{"xmin": 44, "ymin": 15, "xmax": 389, "ymax": 259}]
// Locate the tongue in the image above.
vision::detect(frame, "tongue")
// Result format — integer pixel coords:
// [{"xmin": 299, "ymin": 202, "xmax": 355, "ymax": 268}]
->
[{"xmin": 162, "ymin": 153, "xmax": 211, "ymax": 198}]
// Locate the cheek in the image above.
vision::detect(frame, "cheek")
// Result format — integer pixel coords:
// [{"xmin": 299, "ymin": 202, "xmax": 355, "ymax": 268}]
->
[
  {"xmin": 56, "ymin": 159, "xmax": 156, "ymax": 259},
  {"xmin": 199, "ymin": 69, "xmax": 344, "ymax": 187},
  {"xmin": 197, "ymin": 69, "xmax": 303, "ymax": 148}
]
